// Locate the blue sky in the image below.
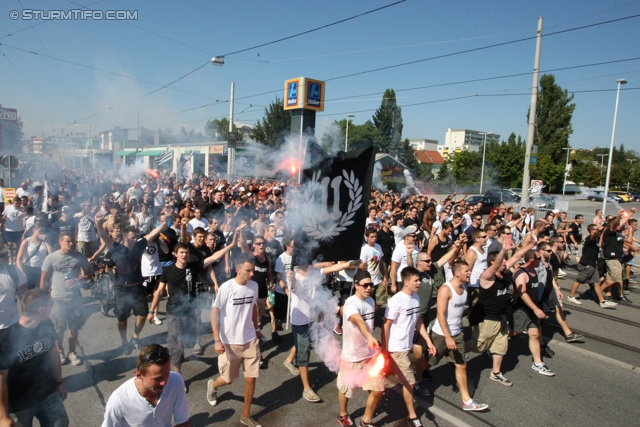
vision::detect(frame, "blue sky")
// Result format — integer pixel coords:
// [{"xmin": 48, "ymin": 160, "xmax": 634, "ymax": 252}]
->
[{"xmin": 1, "ymin": 0, "xmax": 639, "ymax": 150}]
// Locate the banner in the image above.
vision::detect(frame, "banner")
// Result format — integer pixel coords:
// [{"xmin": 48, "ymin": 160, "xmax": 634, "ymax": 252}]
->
[
  {"xmin": 155, "ymin": 146, "xmax": 173, "ymax": 166},
  {"xmin": 177, "ymin": 151, "xmax": 194, "ymax": 183},
  {"xmin": 292, "ymin": 142, "xmax": 375, "ymax": 265}
]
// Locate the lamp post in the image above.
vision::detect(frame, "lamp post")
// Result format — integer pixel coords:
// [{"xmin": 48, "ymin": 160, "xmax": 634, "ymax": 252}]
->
[
  {"xmin": 478, "ymin": 132, "xmax": 491, "ymax": 194},
  {"xmin": 562, "ymin": 147, "xmax": 570, "ymax": 198},
  {"xmin": 345, "ymin": 114, "xmax": 354, "ymax": 152},
  {"xmin": 602, "ymin": 78, "xmax": 627, "ymax": 216},
  {"xmin": 596, "ymin": 154, "xmax": 608, "ymax": 177},
  {"xmin": 627, "ymin": 159, "xmax": 637, "ymax": 192}
]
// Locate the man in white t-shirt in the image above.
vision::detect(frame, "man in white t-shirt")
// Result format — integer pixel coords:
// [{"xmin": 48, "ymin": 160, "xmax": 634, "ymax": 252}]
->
[
  {"xmin": 287, "ymin": 260, "xmax": 357, "ymax": 403},
  {"xmin": 336, "ymin": 271, "xmax": 384, "ymax": 427},
  {"xmin": 390, "ymin": 225, "xmax": 419, "ymax": 294},
  {"xmin": 188, "ymin": 208, "xmax": 209, "ymax": 231},
  {"xmin": 102, "ymin": 344, "xmax": 190, "ymax": 427},
  {"xmin": 382, "ymin": 266, "xmax": 435, "ymax": 427},
  {"xmin": 207, "ymin": 253, "xmax": 263, "ymax": 427},
  {"xmin": 360, "ymin": 228, "xmax": 388, "ymax": 310},
  {"xmin": 3, "ymin": 197, "xmax": 25, "ymax": 263}
]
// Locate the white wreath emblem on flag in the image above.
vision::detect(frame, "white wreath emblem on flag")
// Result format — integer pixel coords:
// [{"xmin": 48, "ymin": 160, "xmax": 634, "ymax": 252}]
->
[{"xmin": 301, "ymin": 169, "xmax": 363, "ymax": 241}]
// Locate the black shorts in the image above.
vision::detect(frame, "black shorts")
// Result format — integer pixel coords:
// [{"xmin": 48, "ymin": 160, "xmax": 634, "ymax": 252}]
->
[
  {"xmin": 3, "ymin": 230, "xmax": 22, "ymax": 244},
  {"xmin": 167, "ymin": 311, "xmax": 197, "ymax": 363},
  {"xmin": 114, "ymin": 286, "xmax": 149, "ymax": 321},
  {"xmin": 143, "ymin": 275, "xmax": 161, "ymax": 296},
  {"xmin": 274, "ymin": 291, "xmax": 288, "ymax": 321}
]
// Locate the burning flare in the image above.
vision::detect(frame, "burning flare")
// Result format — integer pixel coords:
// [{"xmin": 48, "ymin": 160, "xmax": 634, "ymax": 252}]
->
[{"xmin": 369, "ymin": 353, "xmax": 385, "ymax": 377}]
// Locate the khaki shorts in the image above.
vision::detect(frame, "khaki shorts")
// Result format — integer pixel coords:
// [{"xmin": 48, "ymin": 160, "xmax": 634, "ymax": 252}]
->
[
  {"xmin": 605, "ymin": 259, "xmax": 623, "ymax": 283},
  {"xmin": 428, "ymin": 331, "xmax": 465, "ymax": 366},
  {"xmin": 389, "ymin": 351, "xmax": 416, "ymax": 386},
  {"xmin": 374, "ymin": 283, "xmax": 388, "ymax": 307},
  {"xmin": 76, "ymin": 240, "xmax": 98, "ymax": 258},
  {"xmin": 256, "ymin": 297, "xmax": 267, "ymax": 321},
  {"xmin": 465, "ymin": 316, "xmax": 508, "ymax": 356},
  {"xmin": 336, "ymin": 358, "xmax": 385, "ymax": 398},
  {"xmin": 218, "ymin": 339, "xmax": 261, "ymax": 383}
]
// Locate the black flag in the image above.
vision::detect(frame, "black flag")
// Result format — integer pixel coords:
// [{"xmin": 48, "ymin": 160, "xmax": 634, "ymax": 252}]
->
[{"xmin": 292, "ymin": 141, "xmax": 375, "ymax": 266}]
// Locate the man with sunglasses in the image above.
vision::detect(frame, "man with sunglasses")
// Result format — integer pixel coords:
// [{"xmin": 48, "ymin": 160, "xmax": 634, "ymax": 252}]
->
[
  {"xmin": 390, "ymin": 225, "xmax": 419, "ymax": 294},
  {"xmin": 336, "ymin": 271, "xmax": 384, "ymax": 427},
  {"xmin": 102, "ymin": 344, "xmax": 190, "ymax": 427}
]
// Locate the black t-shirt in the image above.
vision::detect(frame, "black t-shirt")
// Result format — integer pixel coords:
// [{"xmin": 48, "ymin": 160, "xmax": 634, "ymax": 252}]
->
[
  {"xmin": 451, "ymin": 226, "xmax": 463, "ymax": 242},
  {"xmin": 403, "ymin": 217, "xmax": 418, "ymax": 229},
  {"xmin": 158, "ymin": 228, "xmax": 178, "ymax": 263},
  {"xmin": 376, "ymin": 228, "xmax": 395, "ymax": 262},
  {"xmin": 0, "ymin": 320, "xmax": 58, "ymax": 412},
  {"xmin": 550, "ymin": 252, "xmax": 561, "ymax": 276},
  {"xmin": 160, "ymin": 260, "xmax": 204, "ymax": 314},
  {"xmin": 602, "ymin": 228, "xmax": 624, "ymax": 259},
  {"xmin": 464, "ymin": 225, "xmax": 476, "ymax": 246},
  {"xmin": 264, "ymin": 239, "xmax": 283, "ymax": 267},
  {"xmin": 568, "ymin": 223, "xmax": 583, "ymax": 244},
  {"xmin": 51, "ymin": 217, "xmax": 77, "ymax": 234},
  {"xmin": 580, "ymin": 235, "xmax": 599, "ymax": 267},
  {"xmin": 253, "ymin": 256, "xmax": 270, "ymax": 298},
  {"xmin": 111, "ymin": 239, "xmax": 147, "ymax": 286}
]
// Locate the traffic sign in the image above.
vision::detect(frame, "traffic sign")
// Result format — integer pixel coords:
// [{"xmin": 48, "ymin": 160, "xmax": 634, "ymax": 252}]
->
[
  {"xmin": 0, "ymin": 108, "xmax": 17, "ymax": 121},
  {"xmin": 1, "ymin": 155, "xmax": 19, "ymax": 169},
  {"xmin": 4, "ymin": 188, "xmax": 15, "ymax": 203}
]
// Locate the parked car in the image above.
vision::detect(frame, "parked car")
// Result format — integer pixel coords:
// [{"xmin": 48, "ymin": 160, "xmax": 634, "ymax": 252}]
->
[
  {"xmin": 531, "ymin": 195, "xmax": 556, "ymax": 209},
  {"xmin": 466, "ymin": 195, "xmax": 504, "ymax": 214},
  {"xmin": 630, "ymin": 192, "xmax": 640, "ymax": 202},
  {"xmin": 610, "ymin": 191, "xmax": 631, "ymax": 202},
  {"xmin": 509, "ymin": 188, "xmax": 523, "ymax": 196},
  {"xmin": 585, "ymin": 190, "xmax": 622, "ymax": 203},
  {"xmin": 484, "ymin": 189, "xmax": 521, "ymax": 202}
]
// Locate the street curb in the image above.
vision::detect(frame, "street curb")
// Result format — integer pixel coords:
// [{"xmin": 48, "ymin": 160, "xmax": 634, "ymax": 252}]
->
[{"xmin": 548, "ymin": 338, "xmax": 640, "ymax": 373}]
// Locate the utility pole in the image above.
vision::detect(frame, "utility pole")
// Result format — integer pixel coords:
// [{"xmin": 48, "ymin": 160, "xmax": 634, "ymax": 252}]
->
[
  {"xmin": 521, "ymin": 17, "xmax": 543, "ymax": 204},
  {"xmin": 227, "ymin": 82, "xmax": 235, "ymax": 177}
]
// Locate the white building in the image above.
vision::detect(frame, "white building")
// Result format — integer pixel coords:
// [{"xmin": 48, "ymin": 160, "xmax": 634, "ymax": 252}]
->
[
  {"xmin": 438, "ymin": 128, "xmax": 500, "ymax": 160},
  {"xmin": 408, "ymin": 139, "xmax": 438, "ymax": 151}
]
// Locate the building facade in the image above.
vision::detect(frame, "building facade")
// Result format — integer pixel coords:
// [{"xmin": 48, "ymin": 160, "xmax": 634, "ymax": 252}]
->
[{"xmin": 438, "ymin": 128, "xmax": 499, "ymax": 160}]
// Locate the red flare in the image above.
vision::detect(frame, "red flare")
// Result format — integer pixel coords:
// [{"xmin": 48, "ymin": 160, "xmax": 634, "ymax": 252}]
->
[{"xmin": 369, "ymin": 353, "xmax": 385, "ymax": 377}]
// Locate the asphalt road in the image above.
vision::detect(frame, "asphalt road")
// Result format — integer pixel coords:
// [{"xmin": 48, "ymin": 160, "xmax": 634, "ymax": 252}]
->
[{"xmin": 56, "ymin": 253, "xmax": 640, "ymax": 427}]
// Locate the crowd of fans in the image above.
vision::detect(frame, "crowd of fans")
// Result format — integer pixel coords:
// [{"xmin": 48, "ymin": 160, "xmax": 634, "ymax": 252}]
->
[{"xmin": 0, "ymin": 167, "xmax": 637, "ymax": 427}]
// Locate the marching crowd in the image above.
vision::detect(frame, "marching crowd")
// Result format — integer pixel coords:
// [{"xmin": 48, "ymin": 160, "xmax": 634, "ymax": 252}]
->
[{"xmin": 0, "ymin": 169, "xmax": 637, "ymax": 427}]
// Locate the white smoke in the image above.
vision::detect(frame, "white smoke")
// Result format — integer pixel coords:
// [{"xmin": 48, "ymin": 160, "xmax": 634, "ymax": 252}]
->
[{"xmin": 402, "ymin": 169, "xmax": 420, "ymax": 197}]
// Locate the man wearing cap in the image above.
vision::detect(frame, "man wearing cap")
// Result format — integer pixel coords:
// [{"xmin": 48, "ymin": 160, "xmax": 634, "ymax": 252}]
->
[
  {"xmin": 390, "ymin": 225, "xmax": 419, "ymax": 294},
  {"xmin": 102, "ymin": 344, "xmax": 190, "ymax": 427}
]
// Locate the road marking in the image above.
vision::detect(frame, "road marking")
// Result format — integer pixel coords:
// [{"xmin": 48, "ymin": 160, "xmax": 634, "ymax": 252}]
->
[
  {"xmin": 549, "ymin": 338, "xmax": 640, "ymax": 373},
  {"xmin": 429, "ymin": 404, "xmax": 476, "ymax": 427}
]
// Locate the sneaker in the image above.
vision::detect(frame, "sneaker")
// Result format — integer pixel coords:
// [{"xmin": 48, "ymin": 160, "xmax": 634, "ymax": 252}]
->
[
  {"xmin": 68, "ymin": 352, "xmax": 82, "ymax": 366},
  {"xmin": 337, "ymin": 414, "xmax": 355, "ymax": 427},
  {"xmin": 616, "ymin": 295, "xmax": 633, "ymax": 303},
  {"xmin": 531, "ymin": 362, "xmax": 555, "ymax": 376},
  {"xmin": 206, "ymin": 379, "xmax": 217, "ymax": 406},
  {"xmin": 413, "ymin": 382, "xmax": 431, "ymax": 397},
  {"xmin": 121, "ymin": 341, "xmax": 132, "ymax": 356},
  {"xmin": 60, "ymin": 351, "xmax": 69, "ymax": 365},
  {"xmin": 360, "ymin": 421, "xmax": 376, "ymax": 427},
  {"xmin": 421, "ymin": 369, "xmax": 433, "ymax": 382},
  {"xmin": 259, "ymin": 357, "xmax": 265, "ymax": 368},
  {"xmin": 565, "ymin": 333, "xmax": 585, "ymax": 343},
  {"xmin": 240, "ymin": 416, "xmax": 262, "ymax": 427},
  {"xmin": 193, "ymin": 342, "xmax": 204, "ymax": 356},
  {"xmin": 557, "ymin": 269, "xmax": 567, "ymax": 278},
  {"xmin": 462, "ymin": 400, "xmax": 489, "ymax": 411},
  {"xmin": 542, "ymin": 345, "xmax": 555, "ymax": 356},
  {"xmin": 489, "ymin": 372, "xmax": 512, "ymax": 386},
  {"xmin": 303, "ymin": 388, "xmax": 322, "ymax": 402},
  {"xmin": 567, "ymin": 295, "xmax": 582, "ymax": 305},
  {"xmin": 153, "ymin": 316, "xmax": 163, "ymax": 325},
  {"xmin": 334, "ymin": 324, "xmax": 343, "ymax": 335},
  {"xmin": 131, "ymin": 337, "xmax": 141, "ymax": 350},
  {"xmin": 271, "ymin": 331, "xmax": 282, "ymax": 344},
  {"xmin": 283, "ymin": 360, "xmax": 299, "ymax": 375},
  {"xmin": 600, "ymin": 300, "xmax": 618, "ymax": 309},
  {"xmin": 407, "ymin": 417, "xmax": 424, "ymax": 426}
]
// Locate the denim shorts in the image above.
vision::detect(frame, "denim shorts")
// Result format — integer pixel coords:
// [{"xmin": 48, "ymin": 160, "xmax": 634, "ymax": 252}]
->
[
  {"xmin": 292, "ymin": 323, "xmax": 311, "ymax": 367},
  {"xmin": 12, "ymin": 389, "xmax": 69, "ymax": 427}
]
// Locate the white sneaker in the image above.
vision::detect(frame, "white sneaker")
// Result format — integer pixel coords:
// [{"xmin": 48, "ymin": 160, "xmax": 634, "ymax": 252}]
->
[
  {"xmin": 567, "ymin": 295, "xmax": 582, "ymax": 305},
  {"xmin": 557, "ymin": 269, "xmax": 567, "ymax": 278},
  {"xmin": 153, "ymin": 316, "xmax": 163, "ymax": 325},
  {"xmin": 68, "ymin": 352, "xmax": 82, "ymax": 366}
]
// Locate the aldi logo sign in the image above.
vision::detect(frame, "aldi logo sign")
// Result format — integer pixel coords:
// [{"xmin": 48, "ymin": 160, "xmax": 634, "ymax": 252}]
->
[
  {"xmin": 285, "ymin": 78, "xmax": 302, "ymax": 109},
  {"xmin": 284, "ymin": 77, "xmax": 325, "ymax": 111}
]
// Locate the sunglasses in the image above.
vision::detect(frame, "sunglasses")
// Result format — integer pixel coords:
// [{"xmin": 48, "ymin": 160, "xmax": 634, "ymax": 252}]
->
[
  {"xmin": 254, "ymin": 242, "xmax": 265, "ymax": 246},
  {"xmin": 419, "ymin": 259, "xmax": 433, "ymax": 263},
  {"xmin": 143, "ymin": 346, "xmax": 169, "ymax": 363},
  {"xmin": 357, "ymin": 283, "xmax": 374, "ymax": 288}
]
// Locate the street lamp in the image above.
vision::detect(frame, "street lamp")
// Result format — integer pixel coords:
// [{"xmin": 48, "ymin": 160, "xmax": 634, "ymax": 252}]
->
[
  {"xmin": 596, "ymin": 154, "xmax": 608, "ymax": 177},
  {"xmin": 628, "ymin": 159, "xmax": 637, "ymax": 192},
  {"xmin": 562, "ymin": 147, "xmax": 571, "ymax": 198},
  {"xmin": 345, "ymin": 114, "xmax": 354, "ymax": 152},
  {"xmin": 478, "ymin": 132, "xmax": 492, "ymax": 194},
  {"xmin": 602, "ymin": 78, "xmax": 627, "ymax": 216}
]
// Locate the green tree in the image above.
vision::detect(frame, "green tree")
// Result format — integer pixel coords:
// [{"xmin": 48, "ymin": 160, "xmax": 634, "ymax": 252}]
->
[
  {"xmin": 450, "ymin": 150, "xmax": 482, "ymax": 184},
  {"xmin": 528, "ymin": 74, "xmax": 576, "ymax": 192},
  {"xmin": 1, "ymin": 118, "xmax": 24, "ymax": 153},
  {"xmin": 204, "ymin": 118, "xmax": 243, "ymax": 142},
  {"xmin": 485, "ymin": 133, "xmax": 526, "ymax": 187},
  {"xmin": 399, "ymin": 138, "xmax": 417, "ymax": 169},
  {"xmin": 568, "ymin": 160, "xmax": 601, "ymax": 188},
  {"xmin": 372, "ymin": 89, "xmax": 399, "ymax": 154},
  {"xmin": 250, "ymin": 97, "xmax": 291, "ymax": 148}
]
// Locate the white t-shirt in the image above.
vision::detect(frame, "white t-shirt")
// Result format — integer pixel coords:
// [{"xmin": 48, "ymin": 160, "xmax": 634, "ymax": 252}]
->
[
  {"xmin": 436, "ymin": 203, "xmax": 446, "ymax": 214},
  {"xmin": 101, "ymin": 371, "xmax": 189, "ymax": 427},
  {"xmin": 154, "ymin": 188, "xmax": 169, "ymax": 207},
  {"xmin": 141, "ymin": 241, "xmax": 162, "ymax": 277},
  {"xmin": 0, "ymin": 265, "xmax": 26, "ymax": 329},
  {"xmin": 16, "ymin": 188, "xmax": 32, "ymax": 198},
  {"xmin": 390, "ymin": 226, "xmax": 404, "ymax": 246},
  {"xmin": 127, "ymin": 187, "xmax": 143, "ymax": 203},
  {"xmin": 342, "ymin": 295, "xmax": 376, "ymax": 362},
  {"xmin": 360, "ymin": 243, "xmax": 384, "ymax": 285},
  {"xmin": 76, "ymin": 214, "xmax": 97, "ymax": 243},
  {"xmin": 188, "ymin": 217, "xmax": 209, "ymax": 230},
  {"xmin": 213, "ymin": 278, "xmax": 258, "ymax": 345},
  {"xmin": 136, "ymin": 213, "xmax": 154, "ymax": 235},
  {"xmin": 432, "ymin": 220, "xmax": 443, "ymax": 236},
  {"xmin": 384, "ymin": 291, "xmax": 420, "ymax": 352},
  {"xmin": 3, "ymin": 205, "xmax": 24, "ymax": 232},
  {"xmin": 391, "ymin": 244, "xmax": 419, "ymax": 281},
  {"xmin": 274, "ymin": 252, "xmax": 291, "ymax": 295},
  {"xmin": 290, "ymin": 268, "xmax": 324, "ymax": 326}
]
